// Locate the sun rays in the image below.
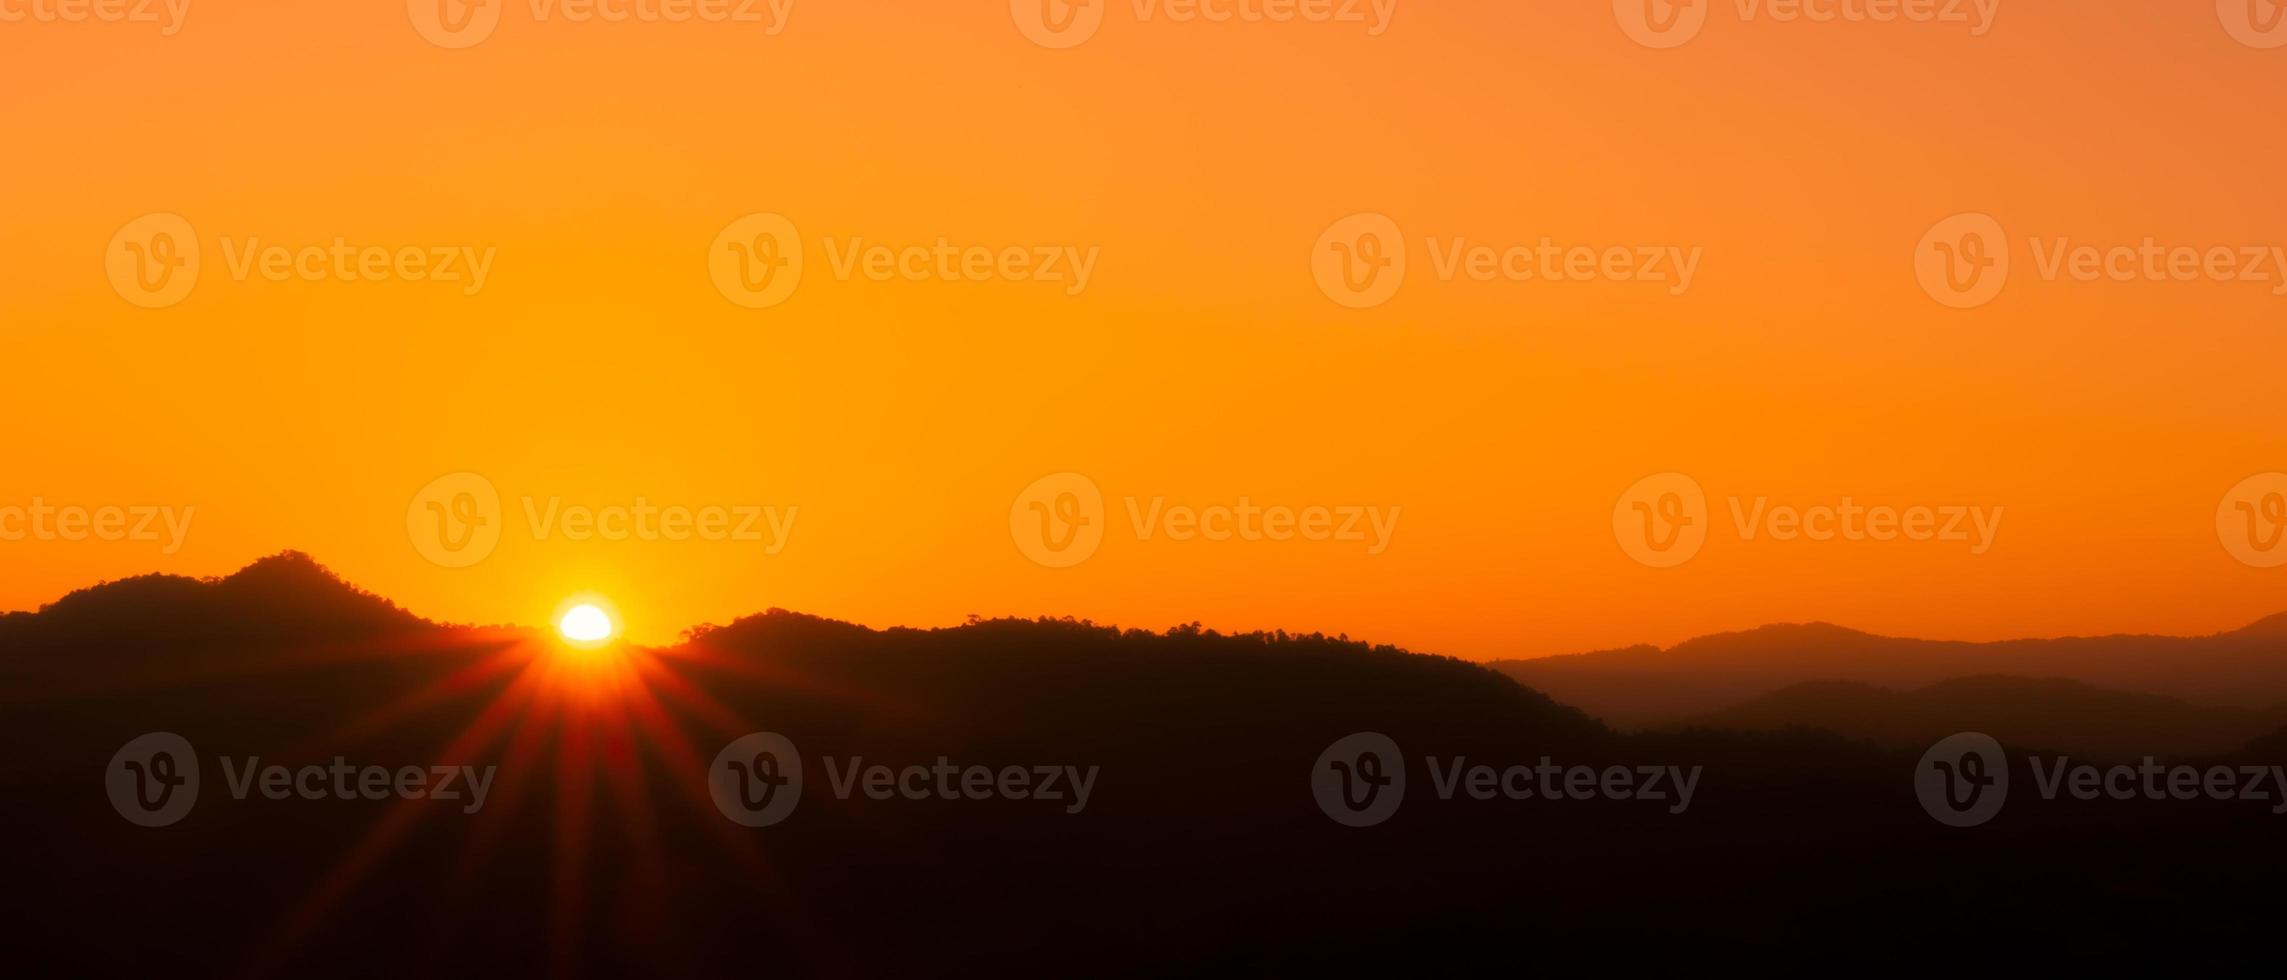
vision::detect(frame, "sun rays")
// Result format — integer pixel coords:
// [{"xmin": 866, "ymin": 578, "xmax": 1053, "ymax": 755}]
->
[{"xmin": 223, "ymin": 624, "xmax": 850, "ymax": 978}]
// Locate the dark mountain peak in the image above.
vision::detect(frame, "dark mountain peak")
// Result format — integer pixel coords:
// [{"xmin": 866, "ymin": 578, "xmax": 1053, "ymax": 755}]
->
[
  {"xmin": 1667, "ymin": 621, "xmax": 1890, "ymax": 656},
  {"xmin": 687, "ymin": 607, "xmax": 876, "ymax": 649},
  {"xmin": 7, "ymin": 552, "xmax": 426, "ymax": 649},
  {"xmin": 2230, "ymin": 612, "xmax": 2287, "ymax": 638},
  {"xmin": 1726, "ymin": 620, "xmax": 1880, "ymax": 642},
  {"xmin": 214, "ymin": 549, "xmax": 336, "ymax": 587}
]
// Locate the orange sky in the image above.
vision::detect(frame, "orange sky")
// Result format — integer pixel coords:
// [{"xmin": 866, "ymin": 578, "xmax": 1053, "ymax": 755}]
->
[{"xmin": 3, "ymin": 2, "xmax": 2284, "ymax": 656}]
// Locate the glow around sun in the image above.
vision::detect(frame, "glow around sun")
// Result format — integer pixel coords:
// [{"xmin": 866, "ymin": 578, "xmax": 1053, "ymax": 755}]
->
[{"xmin": 557, "ymin": 603, "xmax": 618, "ymax": 646}]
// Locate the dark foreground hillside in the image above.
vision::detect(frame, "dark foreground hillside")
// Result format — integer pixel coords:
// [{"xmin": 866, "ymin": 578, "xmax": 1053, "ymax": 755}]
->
[{"xmin": 4, "ymin": 556, "xmax": 2283, "ymax": 975}]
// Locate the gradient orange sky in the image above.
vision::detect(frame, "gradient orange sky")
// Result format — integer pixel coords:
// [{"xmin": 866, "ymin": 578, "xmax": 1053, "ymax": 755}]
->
[{"xmin": 4, "ymin": 2, "xmax": 2283, "ymax": 656}]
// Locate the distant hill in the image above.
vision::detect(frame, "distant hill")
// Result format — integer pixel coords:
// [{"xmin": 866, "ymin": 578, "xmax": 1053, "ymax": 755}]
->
[
  {"xmin": 1680, "ymin": 675, "xmax": 2287, "ymax": 758},
  {"xmin": 0, "ymin": 552, "xmax": 432, "ymax": 695},
  {"xmin": 2, "ymin": 551, "xmax": 424, "ymax": 645},
  {"xmin": 1491, "ymin": 620, "xmax": 2287, "ymax": 729},
  {"xmin": 2236, "ymin": 611, "xmax": 2287, "ymax": 638}
]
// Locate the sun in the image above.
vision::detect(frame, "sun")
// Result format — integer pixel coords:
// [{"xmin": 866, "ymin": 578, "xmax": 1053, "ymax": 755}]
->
[{"xmin": 556, "ymin": 600, "xmax": 619, "ymax": 648}]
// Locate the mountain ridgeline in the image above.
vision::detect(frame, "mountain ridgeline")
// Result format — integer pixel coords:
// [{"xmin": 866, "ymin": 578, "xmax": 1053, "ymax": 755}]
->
[
  {"xmin": 1493, "ymin": 619, "xmax": 2287, "ymax": 751},
  {"xmin": 4, "ymin": 554, "xmax": 2284, "ymax": 974}
]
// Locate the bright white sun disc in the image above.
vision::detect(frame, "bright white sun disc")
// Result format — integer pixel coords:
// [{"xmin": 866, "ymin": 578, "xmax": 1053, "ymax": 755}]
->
[{"xmin": 559, "ymin": 603, "xmax": 616, "ymax": 644}]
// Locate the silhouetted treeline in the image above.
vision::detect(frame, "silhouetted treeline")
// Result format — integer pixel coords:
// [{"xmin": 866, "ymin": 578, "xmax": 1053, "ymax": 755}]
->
[{"xmin": 4, "ymin": 555, "xmax": 2284, "ymax": 976}]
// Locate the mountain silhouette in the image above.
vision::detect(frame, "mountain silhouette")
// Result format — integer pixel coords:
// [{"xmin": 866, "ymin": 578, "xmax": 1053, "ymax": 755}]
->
[
  {"xmin": 2, "ymin": 551, "xmax": 422, "ymax": 646},
  {"xmin": 1492, "ymin": 619, "xmax": 2287, "ymax": 730},
  {"xmin": 6, "ymin": 555, "xmax": 2286, "ymax": 975},
  {"xmin": 2231, "ymin": 611, "xmax": 2287, "ymax": 638},
  {"xmin": 1679, "ymin": 675, "xmax": 2287, "ymax": 758}
]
